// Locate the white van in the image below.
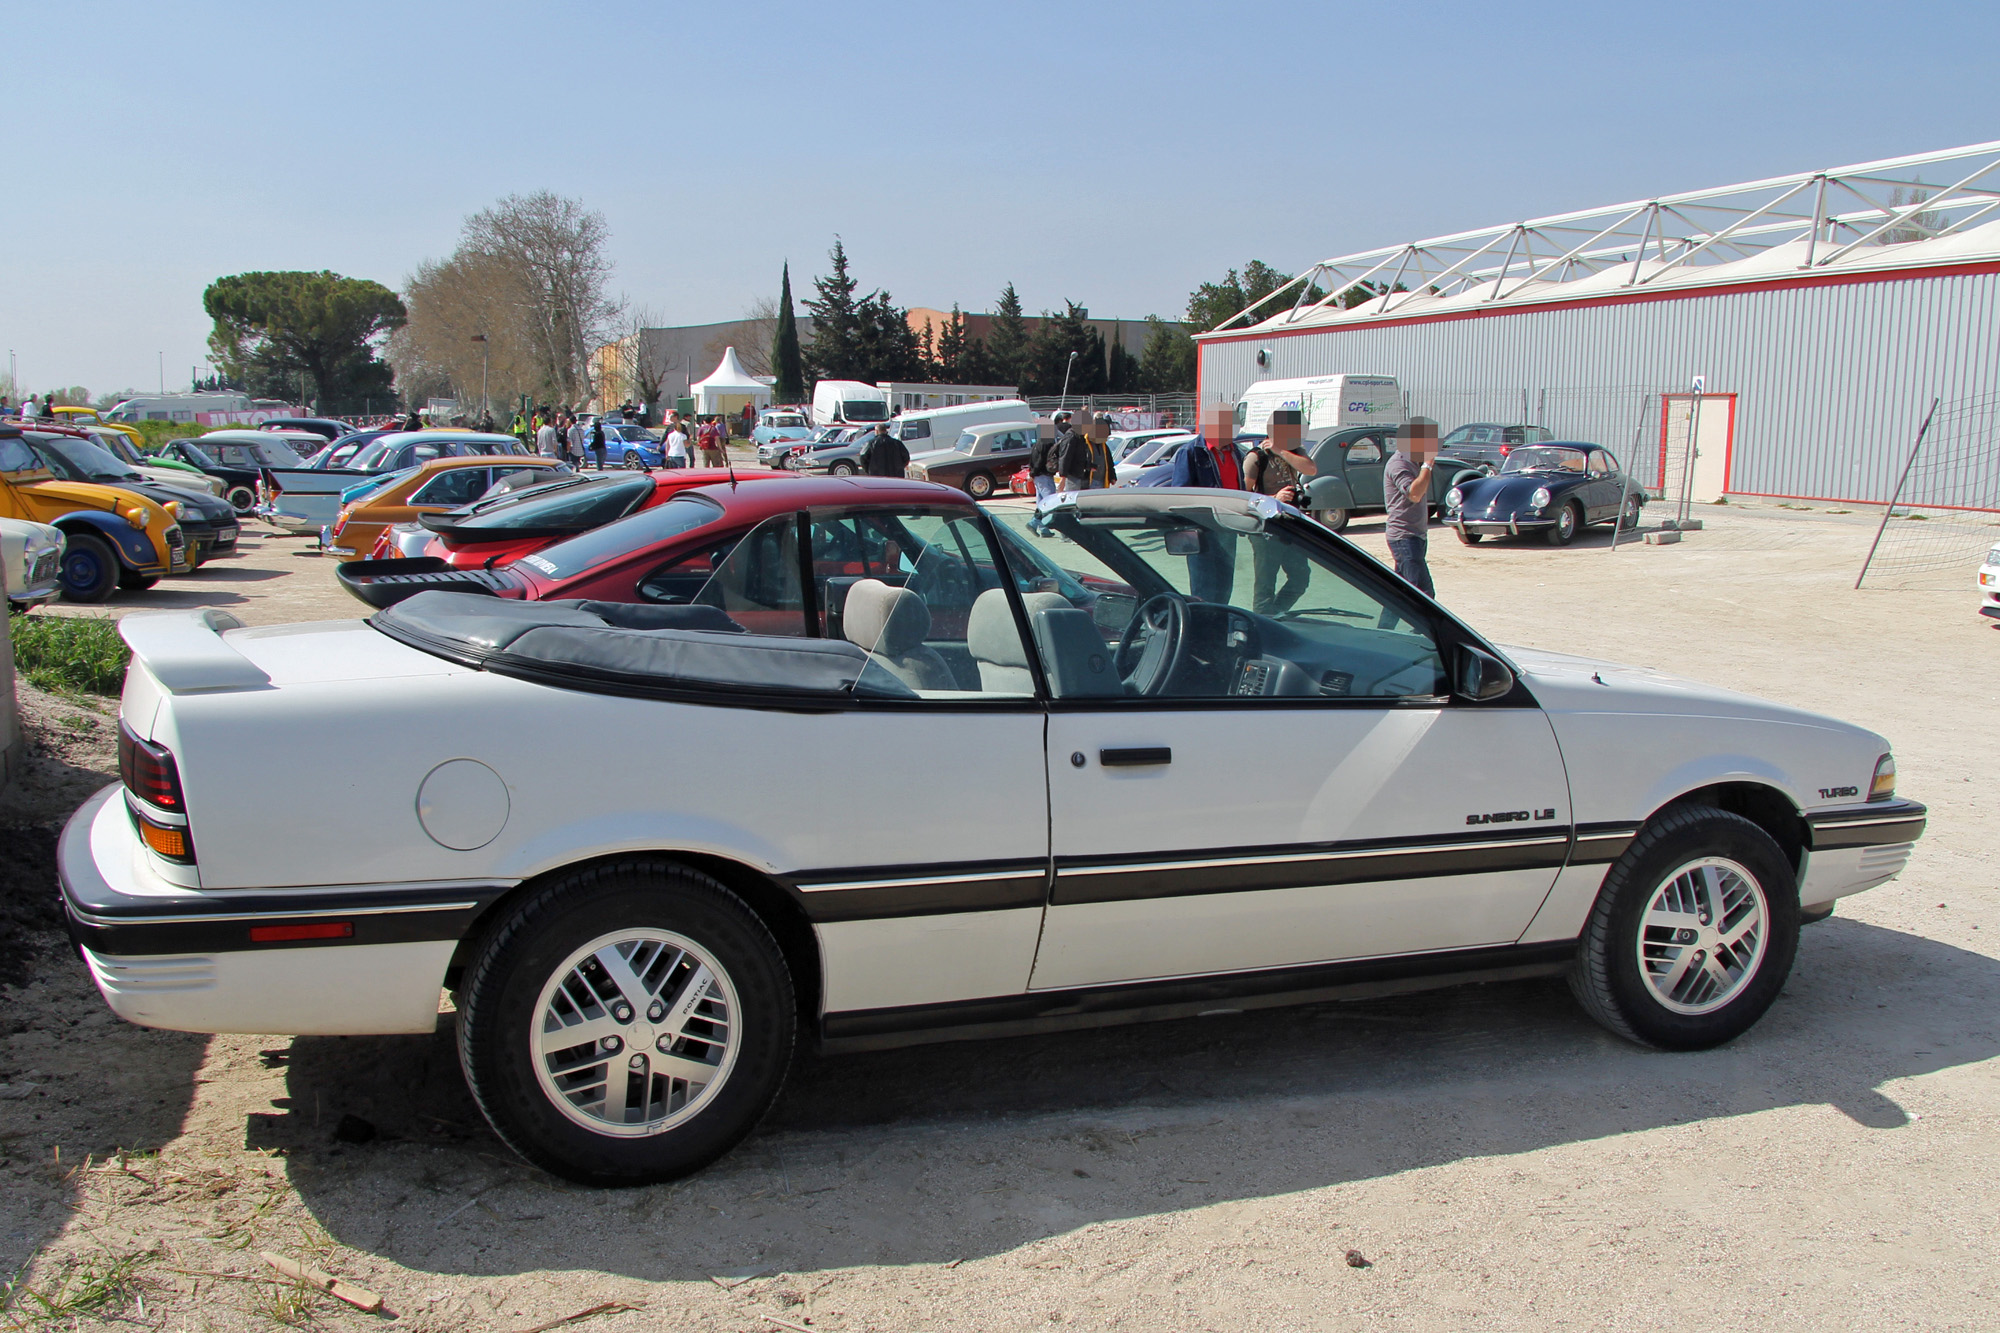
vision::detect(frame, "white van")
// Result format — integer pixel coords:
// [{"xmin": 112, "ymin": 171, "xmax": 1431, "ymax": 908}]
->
[
  {"xmin": 811, "ymin": 380, "xmax": 891, "ymax": 427},
  {"xmin": 891, "ymin": 398, "xmax": 1035, "ymax": 449},
  {"xmin": 1236, "ymin": 374, "xmax": 1404, "ymax": 437}
]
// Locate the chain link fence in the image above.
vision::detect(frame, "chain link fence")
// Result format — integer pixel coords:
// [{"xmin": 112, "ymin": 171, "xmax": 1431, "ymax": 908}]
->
[
  {"xmin": 1856, "ymin": 391, "xmax": 2000, "ymax": 588},
  {"xmin": 1024, "ymin": 393, "xmax": 1198, "ymax": 431}
]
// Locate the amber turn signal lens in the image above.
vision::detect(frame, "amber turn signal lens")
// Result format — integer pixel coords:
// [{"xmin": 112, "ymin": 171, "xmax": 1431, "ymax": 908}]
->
[
  {"xmin": 1870, "ymin": 753, "xmax": 1897, "ymax": 801},
  {"xmin": 137, "ymin": 821, "xmax": 188, "ymax": 859}
]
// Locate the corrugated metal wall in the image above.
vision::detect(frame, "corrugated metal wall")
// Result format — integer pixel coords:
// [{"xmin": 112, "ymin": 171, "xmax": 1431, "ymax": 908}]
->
[{"xmin": 1197, "ymin": 269, "xmax": 2000, "ymax": 508}]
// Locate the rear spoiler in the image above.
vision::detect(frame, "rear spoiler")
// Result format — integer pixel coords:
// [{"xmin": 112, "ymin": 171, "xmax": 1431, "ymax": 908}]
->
[{"xmin": 119, "ymin": 609, "xmax": 271, "ymax": 694}]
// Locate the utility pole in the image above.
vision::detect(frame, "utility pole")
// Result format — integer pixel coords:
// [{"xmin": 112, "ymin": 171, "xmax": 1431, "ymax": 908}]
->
[{"xmin": 158, "ymin": 352, "xmax": 164, "ymax": 394}]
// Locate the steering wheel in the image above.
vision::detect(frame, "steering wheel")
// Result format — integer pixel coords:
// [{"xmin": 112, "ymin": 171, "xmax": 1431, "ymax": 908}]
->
[{"xmin": 1114, "ymin": 593, "xmax": 1189, "ymax": 696}]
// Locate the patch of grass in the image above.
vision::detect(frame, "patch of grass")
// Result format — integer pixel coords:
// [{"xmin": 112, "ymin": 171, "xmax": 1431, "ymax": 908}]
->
[
  {"xmin": 8, "ymin": 613, "xmax": 130, "ymax": 696},
  {"xmin": 1, "ymin": 1250, "xmax": 155, "ymax": 1324},
  {"xmin": 253, "ymin": 1278, "xmax": 321, "ymax": 1326}
]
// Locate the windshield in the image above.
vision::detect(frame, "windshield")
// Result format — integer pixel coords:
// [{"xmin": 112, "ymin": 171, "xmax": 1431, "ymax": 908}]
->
[
  {"xmin": 1501, "ymin": 446, "xmax": 1589, "ymax": 475},
  {"xmin": 766, "ymin": 415, "xmax": 805, "ymax": 428},
  {"xmin": 39, "ymin": 436, "xmax": 138, "ymax": 479},
  {"xmin": 842, "ymin": 399, "xmax": 889, "ymax": 422},
  {"xmin": 255, "ymin": 439, "xmax": 305, "ymax": 466},
  {"xmin": 453, "ymin": 475, "xmax": 651, "ymax": 532},
  {"xmin": 517, "ymin": 493, "xmax": 726, "ymax": 581},
  {"xmin": 343, "ymin": 468, "xmax": 413, "ymax": 502},
  {"xmin": 173, "ymin": 440, "xmax": 215, "ymax": 467}
]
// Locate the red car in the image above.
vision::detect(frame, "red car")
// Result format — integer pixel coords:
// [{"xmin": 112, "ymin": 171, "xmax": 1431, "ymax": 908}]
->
[
  {"xmin": 338, "ymin": 475, "xmax": 991, "ymax": 611},
  {"xmin": 356, "ymin": 466, "xmax": 783, "ymax": 567}
]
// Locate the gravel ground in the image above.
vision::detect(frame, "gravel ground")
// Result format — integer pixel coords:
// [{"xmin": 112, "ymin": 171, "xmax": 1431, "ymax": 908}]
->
[{"xmin": 1, "ymin": 497, "xmax": 1994, "ymax": 1331}]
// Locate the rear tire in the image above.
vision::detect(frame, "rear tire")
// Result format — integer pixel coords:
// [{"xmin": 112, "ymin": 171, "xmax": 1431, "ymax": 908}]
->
[
  {"xmin": 456, "ymin": 859, "xmax": 795, "ymax": 1186},
  {"xmin": 1546, "ymin": 500, "xmax": 1581, "ymax": 546},
  {"xmin": 965, "ymin": 471, "xmax": 994, "ymax": 500},
  {"xmin": 58, "ymin": 532, "xmax": 120, "ymax": 603},
  {"xmin": 225, "ymin": 485, "xmax": 255, "ymax": 514},
  {"xmin": 1313, "ymin": 507, "xmax": 1349, "ymax": 533},
  {"xmin": 1568, "ymin": 806, "xmax": 1799, "ymax": 1050},
  {"xmin": 830, "ymin": 461, "xmax": 855, "ymax": 477}
]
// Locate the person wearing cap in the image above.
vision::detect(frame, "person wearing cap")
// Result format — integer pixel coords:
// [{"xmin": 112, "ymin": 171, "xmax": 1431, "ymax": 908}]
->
[
  {"xmin": 1383, "ymin": 416, "xmax": 1438, "ymax": 597},
  {"xmin": 1058, "ymin": 413, "xmax": 1114, "ymax": 491}
]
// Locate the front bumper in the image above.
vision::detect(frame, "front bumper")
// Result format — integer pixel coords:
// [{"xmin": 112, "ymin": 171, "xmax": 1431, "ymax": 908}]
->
[
  {"xmin": 1453, "ymin": 513, "xmax": 1552, "ymax": 536},
  {"xmin": 58, "ymin": 784, "xmax": 502, "ymax": 1036},
  {"xmin": 1798, "ymin": 798, "xmax": 1928, "ymax": 909}
]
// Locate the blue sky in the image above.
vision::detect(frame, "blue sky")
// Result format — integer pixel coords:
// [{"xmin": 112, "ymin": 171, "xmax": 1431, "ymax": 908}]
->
[{"xmin": 8, "ymin": 0, "xmax": 2000, "ymax": 396}]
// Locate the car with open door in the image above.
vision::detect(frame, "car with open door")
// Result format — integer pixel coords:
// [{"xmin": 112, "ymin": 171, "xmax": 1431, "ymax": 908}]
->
[
  {"xmin": 1298, "ymin": 426, "xmax": 1489, "ymax": 532},
  {"xmin": 65, "ymin": 484, "xmax": 1922, "ymax": 1185},
  {"xmin": 1445, "ymin": 441, "xmax": 1645, "ymax": 545}
]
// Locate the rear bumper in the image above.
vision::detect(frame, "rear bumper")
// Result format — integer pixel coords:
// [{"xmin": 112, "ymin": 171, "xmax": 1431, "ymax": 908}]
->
[{"xmin": 58, "ymin": 783, "xmax": 508, "ymax": 1036}]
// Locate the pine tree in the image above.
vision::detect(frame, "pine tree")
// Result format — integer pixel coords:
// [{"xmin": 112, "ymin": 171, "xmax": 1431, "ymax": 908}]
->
[
  {"xmin": 771, "ymin": 262, "xmax": 807, "ymax": 400},
  {"xmin": 985, "ymin": 282, "xmax": 1031, "ymax": 389},
  {"xmin": 935, "ymin": 305, "xmax": 969, "ymax": 381},
  {"xmin": 1138, "ymin": 315, "xmax": 1196, "ymax": 393},
  {"xmin": 1024, "ymin": 302, "xmax": 1106, "ymax": 398},
  {"xmin": 852, "ymin": 289, "xmax": 924, "ymax": 383},
  {"xmin": 804, "ymin": 238, "xmax": 862, "ymax": 381}
]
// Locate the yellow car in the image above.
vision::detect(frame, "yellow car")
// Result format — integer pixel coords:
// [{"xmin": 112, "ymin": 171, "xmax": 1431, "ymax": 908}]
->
[
  {"xmin": 0, "ymin": 425, "xmax": 188, "ymax": 601},
  {"xmin": 324, "ymin": 454, "xmax": 565, "ymax": 560}
]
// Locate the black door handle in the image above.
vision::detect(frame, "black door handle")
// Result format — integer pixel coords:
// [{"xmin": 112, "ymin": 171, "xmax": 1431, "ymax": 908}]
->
[{"xmin": 1100, "ymin": 747, "xmax": 1172, "ymax": 767}]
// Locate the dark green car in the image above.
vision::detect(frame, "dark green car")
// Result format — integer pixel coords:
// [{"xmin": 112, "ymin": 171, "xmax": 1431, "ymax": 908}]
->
[{"xmin": 1298, "ymin": 426, "xmax": 1491, "ymax": 532}]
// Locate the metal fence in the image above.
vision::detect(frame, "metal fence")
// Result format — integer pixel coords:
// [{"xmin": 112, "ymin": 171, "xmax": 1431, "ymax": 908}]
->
[
  {"xmin": 1024, "ymin": 393, "xmax": 1199, "ymax": 431},
  {"xmin": 1856, "ymin": 390, "xmax": 2000, "ymax": 588}
]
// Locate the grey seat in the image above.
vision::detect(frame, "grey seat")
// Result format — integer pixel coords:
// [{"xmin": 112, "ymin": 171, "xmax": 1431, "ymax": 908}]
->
[
  {"xmin": 968, "ymin": 587, "xmax": 1065, "ymax": 693},
  {"xmin": 842, "ymin": 578, "xmax": 956, "ymax": 690}
]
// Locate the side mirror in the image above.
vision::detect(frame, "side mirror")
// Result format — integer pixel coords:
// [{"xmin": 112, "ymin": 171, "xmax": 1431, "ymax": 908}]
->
[{"xmin": 1456, "ymin": 644, "xmax": 1516, "ymax": 703}]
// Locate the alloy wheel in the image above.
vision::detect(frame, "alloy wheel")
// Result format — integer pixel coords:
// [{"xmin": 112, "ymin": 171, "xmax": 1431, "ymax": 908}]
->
[
  {"xmin": 1636, "ymin": 857, "xmax": 1769, "ymax": 1015},
  {"xmin": 531, "ymin": 928, "xmax": 740, "ymax": 1137}
]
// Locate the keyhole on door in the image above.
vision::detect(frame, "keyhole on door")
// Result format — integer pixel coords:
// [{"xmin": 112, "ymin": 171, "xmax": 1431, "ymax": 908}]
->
[{"xmin": 1070, "ymin": 751, "xmax": 1086, "ymax": 768}]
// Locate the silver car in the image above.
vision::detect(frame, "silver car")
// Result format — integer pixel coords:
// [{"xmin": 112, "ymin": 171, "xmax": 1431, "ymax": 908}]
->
[{"xmin": 1, "ymin": 516, "xmax": 64, "ymax": 609}]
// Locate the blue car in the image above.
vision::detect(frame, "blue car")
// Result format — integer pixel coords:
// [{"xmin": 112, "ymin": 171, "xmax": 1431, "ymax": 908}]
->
[
  {"xmin": 1445, "ymin": 441, "xmax": 1646, "ymax": 545},
  {"xmin": 594, "ymin": 423, "xmax": 663, "ymax": 469}
]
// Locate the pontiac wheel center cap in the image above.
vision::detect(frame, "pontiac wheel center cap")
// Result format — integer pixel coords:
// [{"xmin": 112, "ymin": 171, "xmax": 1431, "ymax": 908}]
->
[{"xmin": 628, "ymin": 1022, "xmax": 656, "ymax": 1049}]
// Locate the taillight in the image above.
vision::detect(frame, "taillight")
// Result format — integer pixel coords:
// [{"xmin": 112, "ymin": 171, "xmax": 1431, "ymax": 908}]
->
[{"xmin": 119, "ymin": 720, "xmax": 184, "ymax": 810}]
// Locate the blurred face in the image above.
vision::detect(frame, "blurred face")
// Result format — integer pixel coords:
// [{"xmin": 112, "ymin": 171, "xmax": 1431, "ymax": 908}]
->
[
  {"xmin": 1402, "ymin": 425, "xmax": 1437, "ymax": 460},
  {"xmin": 1089, "ymin": 417, "xmax": 1111, "ymax": 443},
  {"xmin": 1269, "ymin": 417, "xmax": 1302, "ymax": 452},
  {"xmin": 1205, "ymin": 404, "xmax": 1232, "ymax": 440}
]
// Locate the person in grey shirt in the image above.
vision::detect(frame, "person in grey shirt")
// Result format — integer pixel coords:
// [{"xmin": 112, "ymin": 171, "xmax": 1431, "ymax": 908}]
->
[{"xmin": 1382, "ymin": 417, "xmax": 1438, "ymax": 597}]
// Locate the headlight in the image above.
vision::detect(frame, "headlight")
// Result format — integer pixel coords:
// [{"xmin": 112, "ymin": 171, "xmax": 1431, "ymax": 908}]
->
[
  {"xmin": 163, "ymin": 500, "xmax": 182, "ymax": 518},
  {"xmin": 122, "ymin": 505, "xmax": 150, "ymax": 528},
  {"xmin": 1530, "ymin": 487, "xmax": 1551, "ymax": 510},
  {"xmin": 1870, "ymin": 753, "xmax": 1896, "ymax": 801},
  {"xmin": 1446, "ymin": 486, "xmax": 1463, "ymax": 510}
]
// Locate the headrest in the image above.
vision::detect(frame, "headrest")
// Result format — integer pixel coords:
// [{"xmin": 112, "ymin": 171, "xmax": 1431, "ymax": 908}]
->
[
  {"xmin": 842, "ymin": 578, "xmax": 931, "ymax": 655},
  {"xmin": 968, "ymin": 588, "xmax": 1066, "ymax": 667}
]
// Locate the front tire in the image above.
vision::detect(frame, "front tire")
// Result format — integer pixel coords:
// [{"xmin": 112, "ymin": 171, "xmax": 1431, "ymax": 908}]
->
[
  {"xmin": 1568, "ymin": 806, "xmax": 1799, "ymax": 1050},
  {"xmin": 1455, "ymin": 528, "xmax": 1484, "ymax": 545},
  {"xmin": 1619, "ymin": 492, "xmax": 1642, "ymax": 529},
  {"xmin": 623, "ymin": 451, "xmax": 647, "ymax": 471},
  {"xmin": 118, "ymin": 571, "xmax": 162, "ymax": 591},
  {"xmin": 1546, "ymin": 500, "xmax": 1581, "ymax": 546},
  {"xmin": 456, "ymin": 859, "xmax": 795, "ymax": 1186},
  {"xmin": 59, "ymin": 532, "xmax": 120, "ymax": 603},
  {"xmin": 1313, "ymin": 507, "xmax": 1349, "ymax": 533},
  {"xmin": 829, "ymin": 461, "xmax": 855, "ymax": 477}
]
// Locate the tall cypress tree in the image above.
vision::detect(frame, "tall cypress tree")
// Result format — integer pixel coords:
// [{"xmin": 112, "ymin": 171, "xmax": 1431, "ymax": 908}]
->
[
  {"xmin": 985, "ymin": 281, "xmax": 1031, "ymax": 390},
  {"xmin": 771, "ymin": 262, "xmax": 806, "ymax": 401}
]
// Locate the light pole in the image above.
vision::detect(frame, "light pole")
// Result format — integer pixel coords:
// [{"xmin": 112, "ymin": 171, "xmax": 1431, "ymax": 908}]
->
[
  {"xmin": 471, "ymin": 334, "xmax": 489, "ymax": 421},
  {"xmin": 1060, "ymin": 350, "xmax": 1079, "ymax": 407}
]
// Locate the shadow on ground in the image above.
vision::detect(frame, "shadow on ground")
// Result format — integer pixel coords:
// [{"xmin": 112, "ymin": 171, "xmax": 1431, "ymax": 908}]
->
[{"xmin": 249, "ymin": 915, "xmax": 1998, "ymax": 1280}]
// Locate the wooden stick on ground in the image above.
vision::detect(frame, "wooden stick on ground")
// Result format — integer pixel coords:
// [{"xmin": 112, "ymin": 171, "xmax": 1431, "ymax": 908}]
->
[{"xmin": 258, "ymin": 1251, "xmax": 384, "ymax": 1314}]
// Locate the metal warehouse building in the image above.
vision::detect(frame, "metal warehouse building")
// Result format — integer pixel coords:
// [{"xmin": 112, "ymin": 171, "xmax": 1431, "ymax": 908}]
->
[{"xmin": 1196, "ymin": 141, "xmax": 2000, "ymax": 511}]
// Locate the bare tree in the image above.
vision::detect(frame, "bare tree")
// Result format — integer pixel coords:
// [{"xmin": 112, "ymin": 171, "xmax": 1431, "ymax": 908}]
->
[
  {"xmin": 701, "ymin": 297, "xmax": 779, "ymax": 379},
  {"xmin": 460, "ymin": 192, "xmax": 622, "ymax": 407},
  {"xmin": 611, "ymin": 307, "xmax": 670, "ymax": 417}
]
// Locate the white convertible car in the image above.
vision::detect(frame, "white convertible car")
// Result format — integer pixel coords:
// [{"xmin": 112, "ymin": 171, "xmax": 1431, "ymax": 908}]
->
[{"xmin": 60, "ymin": 483, "xmax": 1926, "ymax": 1185}]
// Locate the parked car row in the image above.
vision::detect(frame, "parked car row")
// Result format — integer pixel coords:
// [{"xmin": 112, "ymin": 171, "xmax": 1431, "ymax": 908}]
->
[{"xmin": 0, "ymin": 425, "xmax": 197, "ymax": 602}]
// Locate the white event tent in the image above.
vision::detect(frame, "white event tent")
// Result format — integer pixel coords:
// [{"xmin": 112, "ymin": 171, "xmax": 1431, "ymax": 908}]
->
[{"xmin": 690, "ymin": 347, "xmax": 772, "ymax": 420}]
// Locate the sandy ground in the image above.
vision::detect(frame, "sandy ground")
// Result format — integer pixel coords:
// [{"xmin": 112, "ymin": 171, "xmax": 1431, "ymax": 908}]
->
[{"xmin": 1, "ymin": 497, "xmax": 1995, "ymax": 1332}]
